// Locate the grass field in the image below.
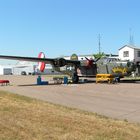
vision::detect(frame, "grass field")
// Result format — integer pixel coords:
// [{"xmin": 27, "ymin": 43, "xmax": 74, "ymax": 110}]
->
[{"xmin": 0, "ymin": 91, "xmax": 140, "ymax": 140}]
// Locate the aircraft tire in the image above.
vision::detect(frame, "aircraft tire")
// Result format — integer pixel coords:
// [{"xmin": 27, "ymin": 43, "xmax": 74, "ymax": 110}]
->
[{"xmin": 72, "ymin": 73, "xmax": 79, "ymax": 83}]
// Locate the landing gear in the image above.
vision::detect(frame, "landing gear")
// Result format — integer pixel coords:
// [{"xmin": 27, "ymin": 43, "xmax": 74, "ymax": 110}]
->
[
  {"xmin": 114, "ymin": 77, "xmax": 120, "ymax": 83},
  {"xmin": 72, "ymin": 73, "xmax": 79, "ymax": 83}
]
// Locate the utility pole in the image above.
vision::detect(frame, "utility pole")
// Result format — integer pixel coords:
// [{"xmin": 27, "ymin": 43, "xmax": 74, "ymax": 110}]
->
[
  {"xmin": 129, "ymin": 28, "xmax": 134, "ymax": 45},
  {"xmin": 98, "ymin": 34, "xmax": 101, "ymax": 54}
]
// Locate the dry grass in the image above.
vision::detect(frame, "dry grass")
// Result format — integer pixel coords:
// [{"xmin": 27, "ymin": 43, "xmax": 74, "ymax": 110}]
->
[{"xmin": 0, "ymin": 91, "xmax": 140, "ymax": 140}]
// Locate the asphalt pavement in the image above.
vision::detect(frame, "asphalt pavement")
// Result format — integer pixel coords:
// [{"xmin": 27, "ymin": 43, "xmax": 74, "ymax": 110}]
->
[{"xmin": 0, "ymin": 75, "xmax": 140, "ymax": 123}]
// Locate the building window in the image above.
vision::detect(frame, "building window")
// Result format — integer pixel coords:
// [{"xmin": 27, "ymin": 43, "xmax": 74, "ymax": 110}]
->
[
  {"xmin": 123, "ymin": 51, "xmax": 129, "ymax": 57},
  {"xmin": 137, "ymin": 51, "xmax": 140, "ymax": 57}
]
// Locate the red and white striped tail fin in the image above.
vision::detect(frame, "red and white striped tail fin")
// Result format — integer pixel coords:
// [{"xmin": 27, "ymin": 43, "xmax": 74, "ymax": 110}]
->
[{"xmin": 38, "ymin": 52, "xmax": 46, "ymax": 72}]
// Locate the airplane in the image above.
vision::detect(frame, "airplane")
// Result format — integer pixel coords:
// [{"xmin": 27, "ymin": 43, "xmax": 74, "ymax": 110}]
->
[{"xmin": 0, "ymin": 52, "xmax": 136, "ymax": 83}]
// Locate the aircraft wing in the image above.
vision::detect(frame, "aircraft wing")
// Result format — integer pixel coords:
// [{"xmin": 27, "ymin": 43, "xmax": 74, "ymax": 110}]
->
[{"xmin": 0, "ymin": 55, "xmax": 80, "ymax": 66}]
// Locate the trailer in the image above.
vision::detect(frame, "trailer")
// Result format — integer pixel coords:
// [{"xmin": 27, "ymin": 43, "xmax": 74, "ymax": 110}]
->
[{"xmin": 96, "ymin": 74, "xmax": 114, "ymax": 83}]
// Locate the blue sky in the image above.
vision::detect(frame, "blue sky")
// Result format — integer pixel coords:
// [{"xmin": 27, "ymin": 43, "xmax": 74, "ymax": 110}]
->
[{"xmin": 0, "ymin": 0, "xmax": 140, "ymax": 58}]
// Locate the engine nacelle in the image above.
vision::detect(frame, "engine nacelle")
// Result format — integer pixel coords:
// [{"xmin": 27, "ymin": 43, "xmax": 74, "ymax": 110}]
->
[
  {"xmin": 54, "ymin": 58, "xmax": 66, "ymax": 67},
  {"xmin": 38, "ymin": 52, "xmax": 46, "ymax": 72}
]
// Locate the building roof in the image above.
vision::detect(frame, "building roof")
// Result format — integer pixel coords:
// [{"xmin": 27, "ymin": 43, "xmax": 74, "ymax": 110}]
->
[
  {"xmin": 64, "ymin": 53, "xmax": 118, "ymax": 58},
  {"xmin": 64, "ymin": 54, "xmax": 94, "ymax": 58},
  {"xmin": 119, "ymin": 44, "xmax": 140, "ymax": 50}
]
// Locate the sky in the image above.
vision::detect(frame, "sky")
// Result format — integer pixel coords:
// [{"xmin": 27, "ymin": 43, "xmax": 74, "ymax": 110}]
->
[{"xmin": 0, "ymin": 0, "xmax": 140, "ymax": 60}]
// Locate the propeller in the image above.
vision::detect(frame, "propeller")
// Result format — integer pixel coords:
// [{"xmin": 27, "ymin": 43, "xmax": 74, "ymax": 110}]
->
[
  {"xmin": 85, "ymin": 57, "xmax": 94, "ymax": 67},
  {"xmin": 94, "ymin": 57, "xmax": 101, "ymax": 62}
]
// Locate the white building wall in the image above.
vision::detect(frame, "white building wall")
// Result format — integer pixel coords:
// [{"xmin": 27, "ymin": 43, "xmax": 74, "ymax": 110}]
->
[
  {"xmin": 64, "ymin": 56, "xmax": 71, "ymax": 60},
  {"xmin": 119, "ymin": 46, "xmax": 134, "ymax": 61},
  {"xmin": 0, "ymin": 67, "xmax": 4, "ymax": 75},
  {"xmin": 13, "ymin": 65, "xmax": 35, "ymax": 75},
  {"xmin": 78, "ymin": 56, "xmax": 94, "ymax": 60}
]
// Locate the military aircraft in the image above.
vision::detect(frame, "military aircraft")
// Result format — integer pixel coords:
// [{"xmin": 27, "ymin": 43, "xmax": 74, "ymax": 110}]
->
[{"xmin": 0, "ymin": 52, "xmax": 136, "ymax": 83}]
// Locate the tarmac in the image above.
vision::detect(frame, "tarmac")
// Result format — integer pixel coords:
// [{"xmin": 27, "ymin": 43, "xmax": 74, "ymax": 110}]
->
[{"xmin": 0, "ymin": 75, "xmax": 140, "ymax": 123}]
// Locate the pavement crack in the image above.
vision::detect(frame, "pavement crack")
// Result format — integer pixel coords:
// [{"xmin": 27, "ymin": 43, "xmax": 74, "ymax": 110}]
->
[{"xmin": 117, "ymin": 109, "xmax": 140, "ymax": 118}]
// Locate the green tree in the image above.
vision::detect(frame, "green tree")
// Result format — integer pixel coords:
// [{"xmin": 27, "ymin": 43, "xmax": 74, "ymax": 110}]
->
[{"xmin": 93, "ymin": 52, "xmax": 105, "ymax": 59}]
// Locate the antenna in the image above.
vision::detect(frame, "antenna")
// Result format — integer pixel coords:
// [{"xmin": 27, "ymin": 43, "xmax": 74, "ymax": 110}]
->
[
  {"xmin": 129, "ymin": 28, "xmax": 134, "ymax": 45},
  {"xmin": 98, "ymin": 34, "xmax": 101, "ymax": 54}
]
